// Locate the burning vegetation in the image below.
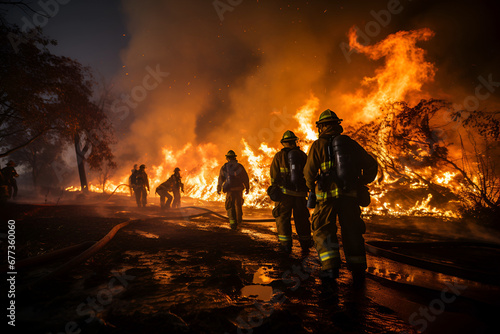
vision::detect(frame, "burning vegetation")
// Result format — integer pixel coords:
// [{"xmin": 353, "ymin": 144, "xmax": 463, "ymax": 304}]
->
[
  {"xmin": 66, "ymin": 27, "xmax": 499, "ymax": 227},
  {"xmin": 1, "ymin": 3, "xmax": 497, "ymax": 227}
]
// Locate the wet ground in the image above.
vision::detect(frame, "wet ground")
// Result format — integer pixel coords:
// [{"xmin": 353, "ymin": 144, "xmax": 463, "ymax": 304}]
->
[{"xmin": 2, "ymin": 195, "xmax": 500, "ymax": 334}]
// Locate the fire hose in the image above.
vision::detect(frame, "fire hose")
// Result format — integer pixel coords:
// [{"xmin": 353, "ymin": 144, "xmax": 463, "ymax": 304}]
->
[
  {"xmin": 20, "ymin": 219, "xmax": 139, "ymax": 291},
  {"xmin": 17, "ymin": 206, "xmax": 277, "ymax": 290}
]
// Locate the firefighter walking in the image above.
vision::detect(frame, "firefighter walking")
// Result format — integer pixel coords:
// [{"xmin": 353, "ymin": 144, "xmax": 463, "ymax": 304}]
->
[
  {"xmin": 270, "ymin": 130, "xmax": 312, "ymax": 255},
  {"xmin": 303, "ymin": 109, "xmax": 378, "ymax": 283},
  {"xmin": 217, "ymin": 150, "xmax": 250, "ymax": 230},
  {"xmin": 134, "ymin": 164, "xmax": 150, "ymax": 207}
]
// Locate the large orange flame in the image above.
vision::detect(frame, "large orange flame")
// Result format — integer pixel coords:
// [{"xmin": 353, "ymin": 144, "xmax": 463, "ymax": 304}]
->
[
  {"xmin": 77, "ymin": 28, "xmax": 463, "ymax": 217},
  {"xmin": 343, "ymin": 27, "xmax": 436, "ymax": 122}
]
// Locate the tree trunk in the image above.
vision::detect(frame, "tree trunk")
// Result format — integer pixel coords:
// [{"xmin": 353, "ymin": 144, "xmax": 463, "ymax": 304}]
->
[{"xmin": 74, "ymin": 133, "xmax": 89, "ymax": 192}]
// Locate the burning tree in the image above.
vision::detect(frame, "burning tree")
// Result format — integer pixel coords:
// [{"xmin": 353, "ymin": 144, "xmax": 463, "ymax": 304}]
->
[{"xmin": 349, "ymin": 99, "xmax": 500, "ymax": 226}]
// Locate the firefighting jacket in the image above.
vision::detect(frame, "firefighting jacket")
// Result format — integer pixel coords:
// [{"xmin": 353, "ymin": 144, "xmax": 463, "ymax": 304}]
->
[
  {"xmin": 169, "ymin": 174, "xmax": 184, "ymax": 192},
  {"xmin": 135, "ymin": 170, "xmax": 150, "ymax": 190},
  {"xmin": 303, "ymin": 130, "xmax": 378, "ymax": 201},
  {"xmin": 217, "ymin": 160, "xmax": 250, "ymax": 193},
  {"xmin": 270, "ymin": 147, "xmax": 308, "ymax": 197}
]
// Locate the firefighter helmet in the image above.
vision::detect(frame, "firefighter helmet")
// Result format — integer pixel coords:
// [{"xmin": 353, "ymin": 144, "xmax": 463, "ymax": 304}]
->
[
  {"xmin": 280, "ymin": 130, "xmax": 299, "ymax": 143},
  {"xmin": 225, "ymin": 150, "xmax": 237, "ymax": 158},
  {"xmin": 316, "ymin": 109, "xmax": 343, "ymax": 125},
  {"xmin": 174, "ymin": 167, "xmax": 181, "ymax": 172},
  {"xmin": 140, "ymin": 164, "xmax": 146, "ymax": 169}
]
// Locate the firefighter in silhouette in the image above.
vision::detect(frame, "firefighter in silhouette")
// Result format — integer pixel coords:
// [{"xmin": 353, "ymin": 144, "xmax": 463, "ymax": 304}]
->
[
  {"xmin": 270, "ymin": 131, "xmax": 312, "ymax": 255},
  {"xmin": 2, "ymin": 160, "xmax": 19, "ymax": 199},
  {"xmin": 134, "ymin": 164, "xmax": 150, "ymax": 207},
  {"xmin": 128, "ymin": 164, "xmax": 139, "ymax": 197},
  {"xmin": 303, "ymin": 109, "xmax": 378, "ymax": 284},
  {"xmin": 155, "ymin": 178, "xmax": 171, "ymax": 210},
  {"xmin": 217, "ymin": 150, "xmax": 250, "ymax": 230},
  {"xmin": 156, "ymin": 167, "xmax": 184, "ymax": 209}
]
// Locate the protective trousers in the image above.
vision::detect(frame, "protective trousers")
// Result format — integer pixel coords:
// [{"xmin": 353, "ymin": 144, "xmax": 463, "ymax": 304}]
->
[
  {"xmin": 311, "ymin": 196, "xmax": 367, "ymax": 272},
  {"xmin": 135, "ymin": 186, "xmax": 148, "ymax": 207},
  {"xmin": 157, "ymin": 189, "xmax": 172, "ymax": 209},
  {"xmin": 225, "ymin": 190, "xmax": 243, "ymax": 228},
  {"xmin": 273, "ymin": 194, "xmax": 311, "ymax": 251},
  {"xmin": 172, "ymin": 189, "xmax": 181, "ymax": 208}
]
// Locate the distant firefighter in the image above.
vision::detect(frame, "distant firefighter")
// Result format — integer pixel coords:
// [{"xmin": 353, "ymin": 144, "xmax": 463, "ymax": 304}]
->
[
  {"xmin": 217, "ymin": 150, "xmax": 250, "ymax": 230},
  {"xmin": 156, "ymin": 167, "xmax": 184, "ymax": 209},
  {"xmin": 303, "ymin": 109, "xmax": 378, "ymax": 284},
  {"xmin": 269, "ymin": 130, "xmax": 312, "ymax": 255},
  {"xmin": 170, "ymin": 167, "xmax": 184, "ymax": 208},
  {"xmin": 1, "ymin": 160, "xmax": 19, "ymax": 199},
  {"xmin": 128, "ymin": 164, "xmax": 139, "ymax": 196},
  {"xmin": 134, "ymin": 164, "xmax": 150, "ymax": 207}
]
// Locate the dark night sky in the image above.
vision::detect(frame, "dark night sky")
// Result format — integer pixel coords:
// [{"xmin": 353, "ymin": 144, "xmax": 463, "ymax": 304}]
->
[{"xmin": 3, "ymin": 0, "xmax": 499, "ymax": 174}]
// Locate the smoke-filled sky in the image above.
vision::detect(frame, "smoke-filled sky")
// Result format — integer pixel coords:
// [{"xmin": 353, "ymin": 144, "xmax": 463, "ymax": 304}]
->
[{"xmin": 5, "ymin": 0, "xmax": 500, "ymax": 181}]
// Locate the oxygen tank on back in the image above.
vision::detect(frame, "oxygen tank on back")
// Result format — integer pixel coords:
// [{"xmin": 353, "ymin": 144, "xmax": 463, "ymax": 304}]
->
[
  {"xmin": 332, "ymin": 135, "xmax": 359, "ymax": 192},
  {"xmin": 288, "ymin": 149, "xmax": 303, "ymax": 191}
]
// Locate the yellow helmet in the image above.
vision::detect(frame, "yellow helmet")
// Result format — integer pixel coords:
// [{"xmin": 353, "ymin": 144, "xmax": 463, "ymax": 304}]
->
[
  {"xmin": 225, "ymin": 150, "xmax": 237, "ymax": 158},
  {"xmin": 316, "ymin": 109, "xmax": 343, "ymax": 125},
  {"xmin": 280, "ymin": 130, "xmax": 299, "ymax": 143}
]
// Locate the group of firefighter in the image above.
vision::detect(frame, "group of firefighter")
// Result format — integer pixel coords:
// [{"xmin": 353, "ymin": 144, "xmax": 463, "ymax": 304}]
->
[
  {"xmin": 128, "ymin": 164, "xmax": 184, "ymax": 209},
  {"xmin": 130, "ymin": 109, "xmax": 378, "ymax": 283},
  {"xmin": 216, "ymin": 109, "xmax": 378, "ymax": 283}
]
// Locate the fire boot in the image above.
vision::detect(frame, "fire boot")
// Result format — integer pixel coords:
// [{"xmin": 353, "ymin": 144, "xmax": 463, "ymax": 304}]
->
[
  {"xmin": 278, "ymin": 237, "xmax": 292, "ymax": 255},
  {"xmin": 319, "ymin": 268, "xmax": 339, "ymax": 289},
  {"xmin": 352, "ymin": 269, "xmax": 366, "ymax": 287},
  {"xmin": 299, "ymin": 237, "xmax": 312, "ymax": 256}
]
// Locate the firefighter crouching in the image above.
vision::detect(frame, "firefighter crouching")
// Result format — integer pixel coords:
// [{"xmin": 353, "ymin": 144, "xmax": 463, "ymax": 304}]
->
[
  {"xmin": 217, "ymin": 150, "xmax": 250, "ymax": 230},
  {"xmin": 303, "ymin": 109, "xmax": 378, "ymax": 283},
  {"xmin": 156, "ymin": 167, "xmax": 184, "ymax": 209},
  {"xmin": 155, "ymin": 179, "xmax": 172, "ymax": 210},
  {"xmin": 269, "ymin": 130, "xmax": 312, "ymax": 255},
  {"xmin": 134, "ymin": 164, "xmax": 150, "ymax": 207}
]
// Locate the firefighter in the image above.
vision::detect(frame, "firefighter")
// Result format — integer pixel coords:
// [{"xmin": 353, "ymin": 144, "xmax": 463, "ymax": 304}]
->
[
  {"xmin": 2, "ymin": 160, "xmax": 19, "ymax": 199},
  {"xmin": 303, "ymin": 109, "xmax": 378, "ymax": 283},
  {"xmin": 129, "ymin": 164, "xmax": 139, "ymax": 196},
  {"xmin": 134, "ymin": 164, "xmax": 150, "ymax": 207},
  {"xmin": 155, "ymin": 178, "xmax": 172, "ymax": 210},
  {"xmin": 217, "ymin": 150, "xmax": 250, "ymax": 230},
  {"xmin": 171, "ymin": 167, "xmax": 184, "ymax": 208},
  {"xmin": 270, "ymin": 130, "xmax": 312, "ymax": 255}
]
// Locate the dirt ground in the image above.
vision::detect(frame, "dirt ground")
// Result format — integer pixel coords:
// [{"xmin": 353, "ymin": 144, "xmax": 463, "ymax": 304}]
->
[{"xmin": 2, "ymin": 194, "xmax": 500, "ymax": 334}]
